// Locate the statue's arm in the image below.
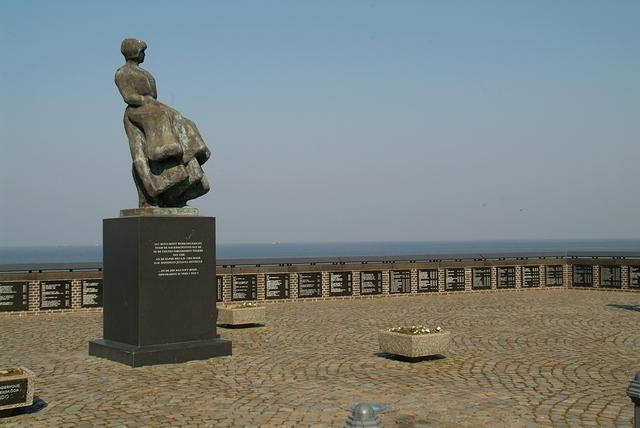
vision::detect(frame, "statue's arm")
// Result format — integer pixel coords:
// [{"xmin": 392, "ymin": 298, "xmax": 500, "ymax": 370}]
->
[{"xmin": 115, "ymin": 69, "xmax": 151, "ymax": 107}]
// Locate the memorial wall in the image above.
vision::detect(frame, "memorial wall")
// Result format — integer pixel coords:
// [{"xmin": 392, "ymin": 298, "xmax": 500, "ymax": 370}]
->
[{"xmin": 1, "ymin": 256, "xmax": 640, "ymax": 314}]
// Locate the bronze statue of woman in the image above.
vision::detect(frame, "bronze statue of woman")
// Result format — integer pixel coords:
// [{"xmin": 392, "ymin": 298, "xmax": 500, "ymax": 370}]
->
[{"xmin": 115, "ymin": 38, "xmax": 211, "ymax": 208}]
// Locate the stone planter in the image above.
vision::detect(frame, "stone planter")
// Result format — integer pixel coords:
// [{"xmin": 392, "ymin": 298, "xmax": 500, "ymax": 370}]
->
[
  {"xmin": 0, "ymin": 367, "xmax": 35, "ymax": 412},
  {"xmin": 378, "ymin": 330, "xmax": 451, "ymax": 358},
  {"xmin": 217, "ymin": 306, "xmax": 265, "ymax": 326}
]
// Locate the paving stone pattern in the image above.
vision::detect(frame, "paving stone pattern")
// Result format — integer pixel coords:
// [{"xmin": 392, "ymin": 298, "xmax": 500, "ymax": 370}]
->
[{"xmin": 1, "ymin": 290, "xmax": 639, "ymax": 427}]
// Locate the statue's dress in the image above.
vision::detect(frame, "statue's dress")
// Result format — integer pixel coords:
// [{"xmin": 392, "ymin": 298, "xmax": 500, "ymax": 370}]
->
[{"xmin": 115, "ymin": 63, "xmax": 210, "ymax": 207}]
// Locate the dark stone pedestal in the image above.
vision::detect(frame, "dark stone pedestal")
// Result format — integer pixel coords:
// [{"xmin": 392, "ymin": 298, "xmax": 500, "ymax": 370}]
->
[{"xmin": 89, "ymin": 215, "xmax": 231, "ymax": 367}]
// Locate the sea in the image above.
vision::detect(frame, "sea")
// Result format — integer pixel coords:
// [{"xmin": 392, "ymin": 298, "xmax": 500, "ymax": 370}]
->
[{"xmin": 2, "ymin": 239, "xmax": 640, "ymax": 264}]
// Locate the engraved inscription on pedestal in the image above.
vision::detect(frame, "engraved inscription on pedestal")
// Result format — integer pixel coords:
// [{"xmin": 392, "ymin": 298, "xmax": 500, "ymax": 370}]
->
[
  {"xmin": 523, "ymin": 266, "xmax": 540, "ymax": 288},
  {"xmin": 80, "ymin": 279, "xmax": 103, "ymax": 308},
  {"xmin": 389, "ymin": 270, "xmax": 411, "ymax": 294},
  {"xmin": 232, "ymin": 275, "xmax": 257, "ymax": 301},
  {"xmin": 151, "ymin": 241, "xmax": 204, "ymax": 278},
  {"xmin": 600, "ymin": 265, "xmax": 621, "ymax": 288},
  {"xmin": 573, "ymin": 265, "xmax": 593, "ymax": 287},
  {"xmin": 39, "ymin": 280, "xmax": 71, "ymax": 310},
  {"xmin": 418, "ymin": 269, "xmax": 438, "ymax": 292},
  {"xmin": 360, "ymin": 271, "xmax": 382, "ymax": 295},
  {"xmin": 0, "ymin": 378, "xmax": 28, "ymax": 408},
  {"xmin": 266, "ymin": 274, "xmax": 289, "ymax": 299},
  {"xmin": 329, "ymin": 272, "xmax": 352, "ymax": 296},
  {"xmin": 472, "ymin": 268, "xmax": 491, "ymax": 290},
  {"xmin": 497, "ymin": 267, "xmax": 516, "ymax": 289},
  {"xmin": 298, "ymin": 273, "xmax": 322, "ymax": 298},
  {"xmin": 216, "ymin": 276, "xmax": 223, "ymax": 302},
  {"xmin": 445, "ymin": 268, "xmax": 465, "ymax": 291},
  {"xmin": 546, "ymin": 265, "xmax": 563, "ymax": 287},
  {"xmin": 630, "ymin": 266, "xmax": 640, "ymax": 289},
  {"xmin": 0, "ymin": 281, "xmax": 29, "ymax": 312}
]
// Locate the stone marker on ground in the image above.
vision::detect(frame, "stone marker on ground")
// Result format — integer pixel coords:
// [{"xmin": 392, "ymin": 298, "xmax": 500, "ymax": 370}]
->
[
  {"xmin": 378, "ymin": 329, "xmax": 451, "ymax": 359},
  {"xmin": 0, "ymin": 368, "xmax": 35, "ymax": 414},
  {"xmin": 218, "ymin": 304, "xmax": 266, "ymax": 326}
]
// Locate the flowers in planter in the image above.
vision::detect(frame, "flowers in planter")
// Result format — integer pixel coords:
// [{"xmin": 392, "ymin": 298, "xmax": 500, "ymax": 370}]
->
[
  {"xmin": 241, "ymin": 301, "xmax": 258, "ymax": 307},
  {"xmin": 387, "ymin": 325, "xmax": 443, "ymax": 335}
]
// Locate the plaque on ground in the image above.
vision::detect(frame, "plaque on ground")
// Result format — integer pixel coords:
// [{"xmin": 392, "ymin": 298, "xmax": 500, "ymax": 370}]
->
[
  {"xmin": 266, "ymin": 274, "xmax": 289, "ymax": 299},
  {"xmin": 0, "ymin": 367, "xmax": 35, "ymax": 412},
  {"xmin": 522, "ymin": 266, "xmax": 540, "ymax": 288},
  {"xmin": 418, "ymin": 269, "xmax": 438, "ymax": 292},
  {"xmin": 573, "ymin": 265, "xmax": 593, "ymax": 287},
  {"xmin": 389, "ymin": 270, "xmax": 411, "ymax": 294},
  {"xmin": 600, "ymin": 266, "xmax": 621, "ymax": 288},
  {"xmin": 630, "ymin": 266, "xmax": 640, "ymax": 288},
  {"xmin": 0, "ymin": 281, "xmax": 28, "ymax": 312},
  {"xmin": 216, "ymin": 276, "xmax": 223, "ymax": 302},
  {"xmin": 39, "ymin": 280, "xmax": 71, "ymax": 310},
  {"xmin": 497, "ymin": 267, "xmax": 516, "ymax": 289},
  {"xmin": 360, "ymin": 271, "xmax": 382, "ymax": 295},
  {"xmin": 446, "ymin": 268, "xmax": 465, "ymax": 291},
  {"xmin": 472, "ymin": 268, "xmax": 491, "ymax": 290},
  {"xmin": 232, "ymin": 275, "xmax": 257, "ymax": 301},
  {"xmin": 329, "ymin": 272, "xmax": 352, "ymax": 296},
  {"xmin": 545, "ymin": 265, "xmax": 563, "ymax": 286},
  {"xmin": 298, "ymin": 273, "xmax": 322, "ymax": 298},
  {"xmin": 81, "ymin": 279, "xmax": 103, "ymax": 308}
]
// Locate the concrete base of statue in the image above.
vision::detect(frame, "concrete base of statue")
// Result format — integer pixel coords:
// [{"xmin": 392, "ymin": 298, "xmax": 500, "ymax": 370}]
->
[{"xmin": 89, "ymin": 214, "xmax": 231, "ymax": 367}]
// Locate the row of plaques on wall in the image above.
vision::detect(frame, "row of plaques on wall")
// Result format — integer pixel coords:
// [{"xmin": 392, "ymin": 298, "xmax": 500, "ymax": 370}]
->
[
  {"xmin": 219, "ymin": 265, "xmax": 640, "ymax": 300},
  {"xmin": 3, "ymin": 265, "xmax": 638, "ymax": 311},
  {"xmin": 0, "ymin": 280, "xmax": 103, "ymax": 312}
]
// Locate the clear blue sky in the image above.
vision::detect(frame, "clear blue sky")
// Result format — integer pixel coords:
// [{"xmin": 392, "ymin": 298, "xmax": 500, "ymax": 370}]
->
[{"xmin": 1, "ymin": 0, "xmax": 638, "ymax": 246}]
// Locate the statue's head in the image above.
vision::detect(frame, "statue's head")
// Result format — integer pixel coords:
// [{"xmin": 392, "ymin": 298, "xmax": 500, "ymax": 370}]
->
[{"xmin": 121, "ymin": 38, "xmax": 147, "ymax": 64}]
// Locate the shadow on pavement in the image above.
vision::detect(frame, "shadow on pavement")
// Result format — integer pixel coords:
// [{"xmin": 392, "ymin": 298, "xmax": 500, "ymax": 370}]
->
[
  {"xmin": 375, "ymin": 352, "xmax": 446, "ymax": 363},
  {"xmin": 0, "ymin": 396, "xmax": 47, "ymax": 419},
  {"xmin": 608, "ymin": 304, "xmax": 640, "ymax": 313},
  {"xmin": 217, "ymin": 323, "xmax": 266, "ymax": 329}
]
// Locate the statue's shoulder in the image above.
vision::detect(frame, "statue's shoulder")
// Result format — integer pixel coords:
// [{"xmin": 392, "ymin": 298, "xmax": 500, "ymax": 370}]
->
[
  {"xmin": 115, "ymin": 64, "xmax": 141, "ymax": 84},
  {"xmin": 115, "ymin": 65, "xmax": 128, "ymax": 85}
]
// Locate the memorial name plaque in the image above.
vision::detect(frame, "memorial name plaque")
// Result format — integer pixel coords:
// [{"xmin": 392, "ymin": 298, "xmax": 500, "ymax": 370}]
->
[
  {"xmin": 216, "ymin": 276, "xmax": 223, "ymax": 302},
  {"xmin": 266, "ymin": 274, "xmax": 289, "ymax": 299},
  {"xmin": 418, "ymin": 269, "xmax": 438, "ymax": 292},
  {"xmin": 573, "ymin": 265, "xmax": 593, "ymax": 287},
  {"xmin": 81, "ymin": 279, "xmax": 103, "ymax": 308},
  {"xmin": 39, "ymin": 280, "xmax": 71, "ymax": 310},
  {"xmin": 360, "ymin": 271, "xmax": 382, "ymax": 295},
  {"xmin": 390, "ymin": 270, "xmax": 411, "ymax": 294},
  {"xmin": 329, "ymin": 272, "xmax": 352, "ymax": 296},
  {"xmin": 0, "ymin": 378, "xmax": 28, "ymax": 408},
  {"xmin": 0, "ymin": 281, "xmax": 28, "ymax": 312},
  {"xmin": 630, "ymin": 266, "xmax": 640, "ymax": 289},
  {"xmin": 546, "ymin": 265, "xmax": 563, "ymax": 287},
  {"xmin": 472, "ymin": 268, "xmax": 491, "ymax": 290},
  {"xmin": 446, "ymin": 268, "xmax": 465, "ymax": 291},
  {"xmin": 152, "ymin": 241, "xmax": 204, "ymax": 278},
  {"xmin": 232, "ymin": 275, "xmax": 257, "ymax": 301},
  {"xmin": 522, "ymin": 266, "xmax": 540, "ymax": 288},
  {"xmin": 600, "ymin": 266, "xmax": 621, "ymax": 288},
  {"xmin": 298, "ymin": 273, "xmax": 322, "ymax": 298},
  {"xmin": 497, "ymin": 267, "xmax": 516, "ymax": 289}
]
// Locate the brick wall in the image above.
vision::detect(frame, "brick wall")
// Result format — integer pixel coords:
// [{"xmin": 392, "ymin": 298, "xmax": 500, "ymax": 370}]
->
[{"xmin": 3, "ymin": 258, "xmax": 640, "ymax": 315}]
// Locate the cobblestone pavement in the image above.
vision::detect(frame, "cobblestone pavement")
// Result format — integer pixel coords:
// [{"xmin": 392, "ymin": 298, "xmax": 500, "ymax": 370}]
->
[{"xmin": 1, "ymin": 289, "xmax": 640, "ymax": 427}]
